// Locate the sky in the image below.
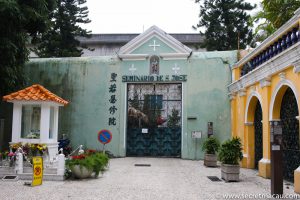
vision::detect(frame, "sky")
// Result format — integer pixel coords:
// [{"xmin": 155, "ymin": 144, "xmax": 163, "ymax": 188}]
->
[{"xmin": 82, "ymin": 0, "xmax": 261, "ymax": 34}]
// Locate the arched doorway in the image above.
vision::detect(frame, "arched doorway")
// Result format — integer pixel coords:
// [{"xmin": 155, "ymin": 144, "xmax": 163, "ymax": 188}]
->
[
  {"xmin": 280, "ymin": 87, "xmax": 300, "ymax": 182},
  {"xmin": 254, "ymin": 103, "xmax": 263, "ymax": 169}
]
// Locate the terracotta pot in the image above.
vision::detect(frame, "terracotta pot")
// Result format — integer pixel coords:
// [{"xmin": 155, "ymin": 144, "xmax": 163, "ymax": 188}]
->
[
  {"xmin": 221, "ymin": 164, "xmax": 240, "ymax": 182},
  {"xmin": 204, "ymin": 153, "xmax": 218, "ymax": 167},
  {"xmin": 71, "ymin": 165, "xmax": 93, "ymax": 179}
]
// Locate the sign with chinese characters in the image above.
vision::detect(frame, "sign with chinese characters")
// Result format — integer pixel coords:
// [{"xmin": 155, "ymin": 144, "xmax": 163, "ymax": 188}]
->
[
  {"xmin": 32, "ymin": 156, "xmax": 43, "ymax": 186},
  {"xmin": 122, "ymin": 75, "xmax": 187, "ymax": 82},
  {"xmin": 108, "ymin": 73, "xmax": 118, "ymax": 126}
]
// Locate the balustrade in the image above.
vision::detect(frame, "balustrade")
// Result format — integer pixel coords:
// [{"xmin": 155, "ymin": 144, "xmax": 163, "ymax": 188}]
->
[{"xmin": 240, "ymin": 26, "xmax": 300, "ymax": 77}]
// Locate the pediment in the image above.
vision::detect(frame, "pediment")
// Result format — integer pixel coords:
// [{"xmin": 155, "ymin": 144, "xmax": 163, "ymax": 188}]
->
[{"xmin": 118, "ymin": 26, "xmax": 192, "ymax": 60}]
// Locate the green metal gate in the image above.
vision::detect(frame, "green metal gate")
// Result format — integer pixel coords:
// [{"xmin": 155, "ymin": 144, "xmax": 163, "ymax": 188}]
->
[{"xmin": 126, "ymin": 83, "xmax": 182, "ymax": 157}]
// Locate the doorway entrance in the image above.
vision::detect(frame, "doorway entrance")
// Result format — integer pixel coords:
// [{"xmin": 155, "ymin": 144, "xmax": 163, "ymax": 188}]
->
[{"xmin": 126, "ymin": 83, "xmax": 182, "ymax": 157}]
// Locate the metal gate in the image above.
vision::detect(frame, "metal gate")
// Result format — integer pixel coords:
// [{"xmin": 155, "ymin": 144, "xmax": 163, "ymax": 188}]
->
[
  {"xmin": 280, "ymin": 88, "xmax": 300, "ymax": 182},
  {"xmin": 254, "ymin": 103, "xmax": 263, "ymax": 169},
  {"xmin": 126, "ymin": 83, "xmax": 182, "ymax": 157}
]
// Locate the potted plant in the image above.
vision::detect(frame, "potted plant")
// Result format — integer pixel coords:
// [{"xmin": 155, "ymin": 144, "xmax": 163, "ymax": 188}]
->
[
  {"xmin": 218, "ymin": 137, "xmax": 243, "ymax": 182},
  {"xmin": 66, "ymin": 149, "xmax": 109, "ymax": 179},
  {"xmin": 202, "ymin": 136, "xmax": 220, "ymax": 167}
]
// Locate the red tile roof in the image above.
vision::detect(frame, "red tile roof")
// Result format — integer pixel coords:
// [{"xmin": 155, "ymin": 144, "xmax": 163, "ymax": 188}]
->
[{"xmin": 3, "ymin": 84, "xmax": 69, "ymax": 105}]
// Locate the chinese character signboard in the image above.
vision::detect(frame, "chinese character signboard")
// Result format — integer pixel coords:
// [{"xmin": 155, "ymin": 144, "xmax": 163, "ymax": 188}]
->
[
  {"xmin": 32, "ymin": 156, "xmax": 43, "ymax": 186},
  {"xmin": 108, "ymin": 73, "xmax": 118, "ymax": 126}
]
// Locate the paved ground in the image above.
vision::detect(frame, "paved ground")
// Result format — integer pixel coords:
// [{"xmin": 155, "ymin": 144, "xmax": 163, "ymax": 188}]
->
[{"xmin": 0, "ymin": 157, "xmax": 299, "ymax": 200}]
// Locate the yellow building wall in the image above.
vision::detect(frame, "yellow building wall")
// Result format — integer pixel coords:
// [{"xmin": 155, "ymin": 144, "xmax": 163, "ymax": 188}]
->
[{"xmin": 231, "ymin": 66, "xmax": 300, "ymax": 181}]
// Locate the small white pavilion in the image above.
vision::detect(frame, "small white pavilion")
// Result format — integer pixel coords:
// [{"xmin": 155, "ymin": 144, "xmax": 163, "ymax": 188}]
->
[{"xmin": 3, "ymin": 84, "xmax": 69, "ymax": 161}]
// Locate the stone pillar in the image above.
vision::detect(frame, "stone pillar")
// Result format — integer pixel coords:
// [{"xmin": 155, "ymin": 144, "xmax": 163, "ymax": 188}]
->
[
  {"xmin": 245, "ymin": 122, "xmax": 255, "ymax": 168},
  {"xmin": 259, "ymin": 77, "xmax": 271, "ymax": 178},
  {"xmin": 295, "ymin": 116, "xmax": 300, "ymax": 194},
  {"xmin": 238, "ymin": 89, "xmax": 247, "ymax": 167},
  {"xmin": 40, "ymin": 104, "xmax": 50, "ymax": 143},
  {"xmin": 229, "ymin": 92, "xmax": 237, "ymax": 137},
  {"xmin": 11, "ymin": 103, "xmax": 22, "ymax": 143}
]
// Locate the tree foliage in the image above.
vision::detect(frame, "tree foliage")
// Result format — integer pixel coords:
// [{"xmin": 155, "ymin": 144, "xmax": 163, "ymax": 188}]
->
[
  {"xmin": 194, "ymin": 0, "xmax": 255, "ymax": 51},
  {"xmin": 251, "ymin": 0, "xmax": 300, "ymax": 43},
  {"xmin": 0, "ymin": 0, "xmax": 55, "ymax": 96},
  {"xmin": 34, "ymin": 0, "xmax": 91, "ymax": 57}
]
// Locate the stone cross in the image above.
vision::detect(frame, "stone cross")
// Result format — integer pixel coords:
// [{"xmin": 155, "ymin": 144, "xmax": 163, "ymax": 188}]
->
[
  {"xmin": 129, "ymin": 64, "xmax": 137, "ymax": 75},
  {"xmin": 172, "ymin": 63, "xmax": 180, "ymax": 75},
  {"xmin": 149, "ymin": 40, "xmax": 160, "ymax": 51}
]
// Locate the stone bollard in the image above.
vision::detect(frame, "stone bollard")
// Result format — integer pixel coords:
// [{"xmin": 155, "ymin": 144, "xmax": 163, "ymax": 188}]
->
[
  {"xmin": 57, "ymin": 152, "xmax": 65, "ymax": 176},
  {"xmin": 14, "ymin": 151, "xmax": 23, "ymax": 174}
]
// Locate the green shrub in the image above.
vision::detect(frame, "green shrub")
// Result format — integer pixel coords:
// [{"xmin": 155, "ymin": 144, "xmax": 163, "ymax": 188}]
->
[
  {"xmin": 66, "ymin": 150, "xmax": 109, "ymax": 177},
  {"xmin": 218, "ymin": 137, "xmax": 243, "ymax": 165},
  {"xmin": 202, "ymin": 136, "xmax": 220, "ymax": 154}
]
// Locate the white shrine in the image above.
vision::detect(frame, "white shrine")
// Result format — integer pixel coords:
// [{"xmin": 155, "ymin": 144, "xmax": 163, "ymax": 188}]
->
[{"xmin": 3, "ymin": 84, "xmax": 68, "ymax": 160}]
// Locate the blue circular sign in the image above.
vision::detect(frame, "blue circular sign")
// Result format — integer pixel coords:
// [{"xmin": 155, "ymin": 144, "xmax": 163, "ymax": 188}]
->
[{"xmin": 98, "ymin": 129, "xmax": 112, "ymax": 144}]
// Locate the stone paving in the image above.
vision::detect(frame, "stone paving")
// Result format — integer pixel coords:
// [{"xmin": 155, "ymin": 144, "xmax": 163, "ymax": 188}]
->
[{"xmin": 0, "ymin": 157, "xmax": 299, "ymax": 200}]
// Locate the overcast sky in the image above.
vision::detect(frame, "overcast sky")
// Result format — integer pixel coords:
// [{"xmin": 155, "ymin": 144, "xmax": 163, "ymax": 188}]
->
[{"xmin": 82, "ymin": 0, "xmax": 261, "ymax": 34}]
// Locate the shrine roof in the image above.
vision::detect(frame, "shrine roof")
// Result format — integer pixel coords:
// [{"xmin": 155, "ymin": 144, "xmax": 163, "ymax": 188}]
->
[{"xmin": 3, "ymin": 84, "xmax": 69, "ymax": 105}]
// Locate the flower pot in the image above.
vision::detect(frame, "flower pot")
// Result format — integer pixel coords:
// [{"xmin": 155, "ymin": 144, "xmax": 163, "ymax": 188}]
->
[
  {"xmin": 71, "ymin": 165, "xmax": 93, "ymax": 179},
  {"xmin": 204, "ymin": 153, "xmax": 218, "ymax": 167},
  {"xmin": 221, "ymin": 164, "xmax": 240, "ymax": 182}
]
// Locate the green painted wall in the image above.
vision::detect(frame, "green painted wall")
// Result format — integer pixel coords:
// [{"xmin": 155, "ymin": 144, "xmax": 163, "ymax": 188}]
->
[{"xmin": 22, "ymin": 50, "xmax": 236, "ymax": 159}]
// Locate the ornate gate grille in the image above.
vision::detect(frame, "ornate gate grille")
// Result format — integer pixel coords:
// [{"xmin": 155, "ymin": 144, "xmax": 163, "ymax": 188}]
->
[
  {"xmin": 126, "ymin": 83, "xmax": 182, "ymax": 157},
  {"xmin": 280, "ymin": 88, "xmax": 300, "ymax": 182},
  {"xmin": 254, "ymin": 103, "xmax": 263, "ymax": 169}
]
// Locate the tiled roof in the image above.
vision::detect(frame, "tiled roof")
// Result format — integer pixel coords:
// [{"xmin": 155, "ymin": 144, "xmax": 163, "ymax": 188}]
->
[{"xmin": 3, "ymin": 84, "xmax": 69, "ymax": 105}]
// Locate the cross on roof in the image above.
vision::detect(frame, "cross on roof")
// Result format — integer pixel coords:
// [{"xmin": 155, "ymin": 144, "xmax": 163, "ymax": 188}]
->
[
  {"xmin": 172, "ymin": 63, "xmax": 180, "ymax": 75},
  {"xmin": 129, "ymin": 64, "xmax": 137, "ymax": 75},
  {"xmin": 149, "ymin": 40, "xmax": 160, "ymax": 51}
]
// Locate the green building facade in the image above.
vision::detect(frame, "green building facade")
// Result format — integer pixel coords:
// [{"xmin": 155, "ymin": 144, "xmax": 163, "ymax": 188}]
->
[{"xmin": 2, "ymin": 26, "xmax": 237, "ymax": 159}]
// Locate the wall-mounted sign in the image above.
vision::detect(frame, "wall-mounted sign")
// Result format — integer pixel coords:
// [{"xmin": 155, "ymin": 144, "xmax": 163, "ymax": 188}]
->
[
  {"xmin": 122, "ymin": 75, "xmax": 187, "ymax": 82},
  {"xmin": 142, "ymin": 128, "xmax": 148, "ymax": 134},
  {"xmin": 192, "ymin": 131, "xmax": 202, "ymax": 139}
]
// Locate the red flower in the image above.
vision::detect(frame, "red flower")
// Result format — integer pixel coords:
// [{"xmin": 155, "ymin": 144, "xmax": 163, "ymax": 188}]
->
[
  {"xmin": 86, "ymin": 149, "xmax": 96, "ymax": 155},
  {"xmin": 72, "ymin": 155, "xmax": 86, "ymax": 160}
]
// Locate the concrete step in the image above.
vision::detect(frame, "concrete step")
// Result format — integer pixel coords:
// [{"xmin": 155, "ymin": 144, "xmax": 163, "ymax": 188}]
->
[
  {"xmin": 23, "ymin": 167, "xmax": 57, "ymax": 174},
  {"xmin": 0, "ymin": 167, "xmax": 15, "ymax": 174},
  {"xmin": 19, "ymin": 173, "xmax": 64, "ymax": 181}
]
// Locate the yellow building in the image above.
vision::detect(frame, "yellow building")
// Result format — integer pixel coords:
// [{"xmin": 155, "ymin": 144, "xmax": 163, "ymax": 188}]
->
[{"xmin": 229, "ymin": 9, "xmax": 300, "ymax": 193}]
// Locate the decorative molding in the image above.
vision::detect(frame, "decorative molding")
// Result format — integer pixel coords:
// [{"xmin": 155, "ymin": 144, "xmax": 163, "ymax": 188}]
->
[
  {"xmin": 296, "ymin": 166, "xmax": 300, "ymax": 172},
  {"xmin": 244, "ymin": 122, "xmax": 254, "ymax": 126},
  {"xmin": 296, "ymin": 116, "xmax": 299, "ymax": 121},
  {"xmin": 250, "ymin": 85, "xmax": 256, "ymax": 92},
  {"xmin": 118, "ymin": 54, "xmax": 149, "ymax": 61},
  {"xmin": 160, "ymin": 53, "xmax": 190, "ymax": 60},
  {"xmin": 238, "ymin": 88, "xmax": 246, "ymax": 97},
  {"xmin": 243, "ymin": 154, "xmax": 248, "ymax": 158},
  {"xmin": 259, "ymin": 158, "xmax": 271, "ymax": 164},
  {"xmin": 260, "ymin": 76, "xmax": 271, "ymax": 88},
  {"xmin": 228, "ymin": 43, "xmax": 300, "ymax": 93},
  {"xmin": 228, "ymin": 93, "xmax": 237, "ymax": 100},
  {"xmin": 293, "ymin": 60, "xmax": 300, "ymax": 73},
  {"xmin": 269, "ymin": 79, "xmax": 299, "ymax": 120},
  {"xmin": 279, "ymin": 72, "xmax": 286, "ymax": 80},
  {"xmin": 118, "ymin": 25, "xmax": 192, "ymax": 55},
  {"xmin": 244, "ymin": 91, "xmax": 263, "ymax": 124},
  {"xmin": 269, "ymin": 119, "xmax": 281, "ymax": 122}
]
